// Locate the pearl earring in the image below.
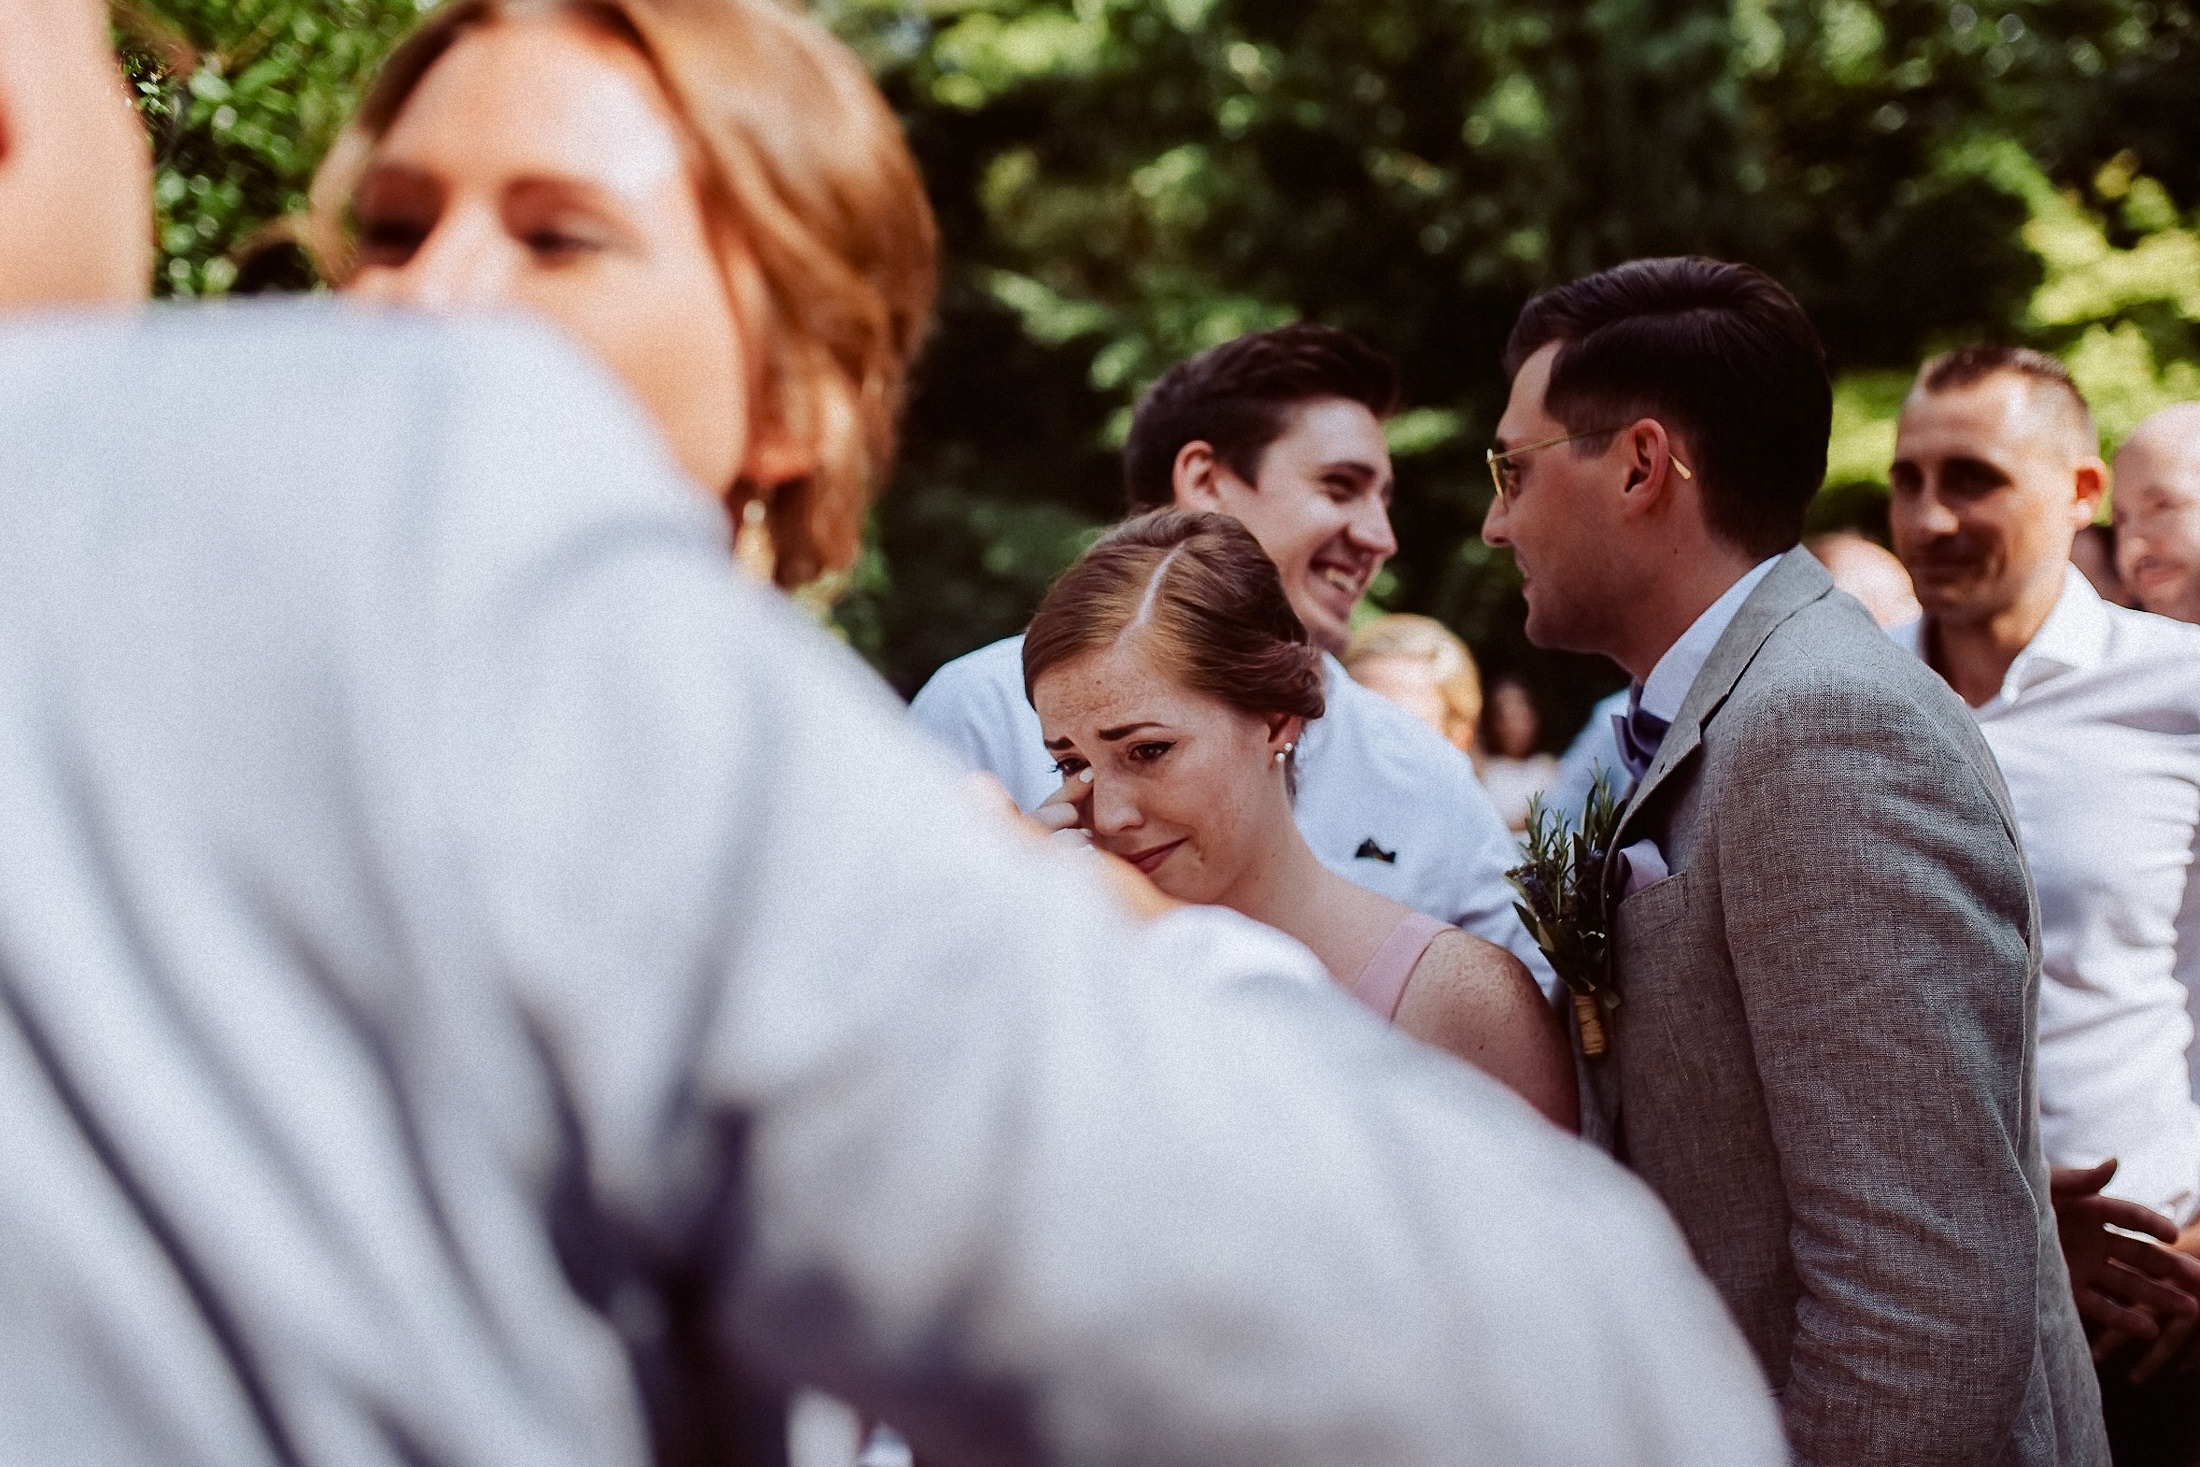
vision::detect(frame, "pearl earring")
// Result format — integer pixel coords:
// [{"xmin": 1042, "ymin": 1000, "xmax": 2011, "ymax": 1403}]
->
[{"xmin": 1275, "ymin": 740, "xmax": 1296, "ymax": 765}]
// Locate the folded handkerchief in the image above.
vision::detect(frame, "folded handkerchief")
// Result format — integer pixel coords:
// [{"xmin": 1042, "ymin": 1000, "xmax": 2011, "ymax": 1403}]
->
[{"xmin": 1618, "ymin": 838, "xmax": 1669, "ymax": 897}]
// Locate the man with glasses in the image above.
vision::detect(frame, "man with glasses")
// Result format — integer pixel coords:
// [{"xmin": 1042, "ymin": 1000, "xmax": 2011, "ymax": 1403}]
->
[{"xmin": 1481, "ymin": 257, "xmax": 2104, "ymax": 1465}]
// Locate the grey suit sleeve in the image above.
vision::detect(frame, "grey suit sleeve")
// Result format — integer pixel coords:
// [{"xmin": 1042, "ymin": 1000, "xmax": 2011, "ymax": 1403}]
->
[
  {"xmin": 1712, "ymin": 679, "xmax": 2044, "ymax": 1465},
  {"xmin": 428, "ymin": 427, "xmax": 1785, "ymax": 1463}
]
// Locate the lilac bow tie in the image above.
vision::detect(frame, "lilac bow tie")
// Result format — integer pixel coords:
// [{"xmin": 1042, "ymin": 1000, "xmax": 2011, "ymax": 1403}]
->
[{"xmin": 1612, "ymin": 688, "xmax": 1671, "ymax": 784}]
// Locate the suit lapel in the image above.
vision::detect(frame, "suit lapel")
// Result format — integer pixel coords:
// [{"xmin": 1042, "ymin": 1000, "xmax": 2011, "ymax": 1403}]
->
[{"xmin": 1615, "ymin": 546, "xmax": 1836, "ymax": 852}]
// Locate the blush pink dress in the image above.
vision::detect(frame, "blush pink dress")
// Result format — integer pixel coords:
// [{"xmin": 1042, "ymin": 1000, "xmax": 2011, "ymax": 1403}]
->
[{"xmin": 1346, "ymin": 910, "xmax": 1453, "ymax": 1022}]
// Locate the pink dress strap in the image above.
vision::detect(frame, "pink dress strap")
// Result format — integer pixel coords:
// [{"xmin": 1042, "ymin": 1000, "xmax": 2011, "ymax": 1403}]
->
[{"xmin": 1348, "ymin": 910, "xmax": 1454, "ymax": 1022}]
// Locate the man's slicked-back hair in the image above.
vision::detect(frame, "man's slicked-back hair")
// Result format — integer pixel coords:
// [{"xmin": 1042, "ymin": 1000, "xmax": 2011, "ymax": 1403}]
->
[
  {"xmin": 1123, "ymin": 323, "xmax": 1401, "ymax": 513},
  {"xmin": 1914, "ymin": 343, "xmax": 2097, "ymax": 452},
  {"xmin": 1503, "ymin": 257, "xmax": 1832, "ymax": 558}
]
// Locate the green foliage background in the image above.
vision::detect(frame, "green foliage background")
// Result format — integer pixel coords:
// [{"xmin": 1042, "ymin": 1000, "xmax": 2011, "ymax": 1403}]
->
[{"xmin": 132, "ymin": 0, "xmax": 2200, "ymax": 739}]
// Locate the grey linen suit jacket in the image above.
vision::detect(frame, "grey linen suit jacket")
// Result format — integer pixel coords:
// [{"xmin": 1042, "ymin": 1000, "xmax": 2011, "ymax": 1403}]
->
[
  {"xmin": 0, "ymin": 307, "xmax": 1787, "ymax": 1467},
  {"xmin": 1599, "ymin": 548, "xmax": 2105, "ymax": 1467}
]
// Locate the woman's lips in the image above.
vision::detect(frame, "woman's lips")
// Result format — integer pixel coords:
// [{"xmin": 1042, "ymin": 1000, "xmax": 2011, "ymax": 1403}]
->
[{"xmin": 1125, "ymin": 839, "xmax": 1184, "ymax": 875}]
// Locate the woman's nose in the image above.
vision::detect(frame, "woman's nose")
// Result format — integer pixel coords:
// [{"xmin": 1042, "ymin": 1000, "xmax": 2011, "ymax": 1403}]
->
[
  {"xmin": 1089, "ymin": 778, "xmax": 1142, "ymax": 835},
  {"xmin": 369, "ymin": 216, "xmax": 509, "ymax": 313}
]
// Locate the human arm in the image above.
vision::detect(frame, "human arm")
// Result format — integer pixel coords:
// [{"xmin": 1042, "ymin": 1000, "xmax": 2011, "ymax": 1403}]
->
[
  {"xmin": 1714, "ymin": 676, "xmax": 2062, "ymax": 1465},
  {"xmin": 1395, "ymin": 933, "xmax": 1578, "ymax": 1131},
  {"xmin": 427, "ymin": 359, "xmax": 1785, "ymax": 1466}
]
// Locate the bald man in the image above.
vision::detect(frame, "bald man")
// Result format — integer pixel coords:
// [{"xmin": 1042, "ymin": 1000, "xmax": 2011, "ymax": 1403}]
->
[
  {"xmin": 1805, "ymin": 530, "xmax": 1921, "ymax": 628},
  {"xmin": 1892, "ymin": 346, "xmax": 2200, "ymax": 1457},
  {"xmin": 2115, "ymin": 401, "xmax": 2200, "ymax": 625},
  {"xmin": 0, "ymin": 5, "xmax": 1789, "ymax": 1465}
]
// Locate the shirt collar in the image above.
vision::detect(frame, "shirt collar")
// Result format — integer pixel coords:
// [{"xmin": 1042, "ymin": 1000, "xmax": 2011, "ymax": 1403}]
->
[
  {"xmin": 1637, "ymin": 557, "xmax": 1783, "ymax": 724},
  {"xmin": 1993, "ymin": 564, "xmax": 2112, "ymax": 705},
  {"xmin": 1893, "ymin": 565, "xmax": 2113, "ymax": 711}
]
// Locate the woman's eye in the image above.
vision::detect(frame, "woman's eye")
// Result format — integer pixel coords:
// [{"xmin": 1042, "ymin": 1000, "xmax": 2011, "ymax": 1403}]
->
[
  {"xmin": 521, "ymin": 222, "xmax": 609, "ymax": 262},
  {"xmin": 354, "ymin": 214, "xmax": 430, "ymax": 267},
  {"xmin": 1127, "ymin": 742, "xmax": 1173, "ymax": 765},
  {"xmin": 1051, "ymin": 757, "xmax": 1088, "ymax": 778}
]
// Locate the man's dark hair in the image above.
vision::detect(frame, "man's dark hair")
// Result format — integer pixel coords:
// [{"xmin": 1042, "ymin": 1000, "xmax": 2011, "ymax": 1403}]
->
[
  {"xmin": 1123, "ymin": 323, "xmax": 1401, "ymax": 512},
  {"xmin": 1503, "ymin": 257, "xmax": 1831, "ymax": 558},
  {"xmin": 1914, "ymin": 343, "xmax": 2097, "ymax": 450}
]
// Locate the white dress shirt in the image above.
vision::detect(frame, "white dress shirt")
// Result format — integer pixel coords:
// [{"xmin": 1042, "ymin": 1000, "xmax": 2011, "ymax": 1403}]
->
[
  {"xmin": 1894, "ymin": 568, "xmax": 2200, "ymax": 1224},
  {"xmin": 910, "ymin": 635, "xmax": 1554, "ymax": 984}
]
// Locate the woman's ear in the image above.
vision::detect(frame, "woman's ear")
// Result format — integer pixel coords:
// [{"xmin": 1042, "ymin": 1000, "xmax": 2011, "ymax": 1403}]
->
[
  {"xmin": 1265, "ymin": 711, "xmax": 1304, "ymax": 752},
  {"xmin": 738, "ymin": 409, "xmax": 818, "ymax": 497}
]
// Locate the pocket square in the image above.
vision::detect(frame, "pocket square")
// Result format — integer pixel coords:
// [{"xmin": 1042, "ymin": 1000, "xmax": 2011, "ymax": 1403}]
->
[{"xmin": 1618, "ymin": 838, "xmax": 1669, "ymax": 897}]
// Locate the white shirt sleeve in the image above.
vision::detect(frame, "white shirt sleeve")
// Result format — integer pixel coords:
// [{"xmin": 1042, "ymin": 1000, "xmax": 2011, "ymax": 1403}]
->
[{"xmin": 908, "ymin": 635, "xmax": 1059, "ymax": 810}]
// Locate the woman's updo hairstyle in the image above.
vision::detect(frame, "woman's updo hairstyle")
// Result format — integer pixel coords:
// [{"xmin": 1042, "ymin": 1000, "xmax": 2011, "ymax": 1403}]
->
[{"xmin": 1023, "ymin": 510, "xmax": 1326, "ymax": 748}]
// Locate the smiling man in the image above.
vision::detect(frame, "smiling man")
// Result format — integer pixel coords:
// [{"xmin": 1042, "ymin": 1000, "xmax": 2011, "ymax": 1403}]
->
[
  {"xmin": 1891, "ymin": 347, "xmax": 2200, "ymax": 1456},
  {"xmin": 913, "ymin": 324, "xmax": 1542, "ymax": 975}
]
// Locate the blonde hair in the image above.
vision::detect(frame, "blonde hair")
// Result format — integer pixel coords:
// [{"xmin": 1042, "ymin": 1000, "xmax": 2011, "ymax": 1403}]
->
[
  {"xmin": 1342, "ymin": 613, "xmax": 1483, "ymax": 750},
  {"xmin": 308, "ymin": 0, "xmax": 937, "ymax": 588}
]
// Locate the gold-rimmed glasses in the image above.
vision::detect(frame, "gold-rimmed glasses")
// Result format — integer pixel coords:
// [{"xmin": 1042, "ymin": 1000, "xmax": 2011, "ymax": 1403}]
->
[{"xmin": 1486, "ymin": 426, "xmax": 1694, "ymax": 499}]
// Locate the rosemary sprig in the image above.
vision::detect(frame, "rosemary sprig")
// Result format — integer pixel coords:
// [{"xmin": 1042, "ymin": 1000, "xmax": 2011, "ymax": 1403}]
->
[{"xmin": 1505, "ymin": 772, "xmax": 1625, "ymax": 1058}]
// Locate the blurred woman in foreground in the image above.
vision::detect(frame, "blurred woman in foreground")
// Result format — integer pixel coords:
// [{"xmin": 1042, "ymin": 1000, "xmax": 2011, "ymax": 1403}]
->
[
  {"xmin": 1025, "ymin": 512, "xmax": 1576, "ymax": 1130},
  {"xmin": 309, "ymin": 0, "xmax": 936, "ymax": 588}
]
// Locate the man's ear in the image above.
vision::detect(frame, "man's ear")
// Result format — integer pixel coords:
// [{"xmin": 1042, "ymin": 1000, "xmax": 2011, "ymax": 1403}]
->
[
  {"xmin": 1172, "ymin": 440, "xmax": 1228, "ymax": 511},
  {"xmin": 1615, "ymin": 418, "xmax": 1686, "ymax": 519},
  {"xmin": 2073, "ymin": 458, "xmax": 2109, "ymax": 527}
]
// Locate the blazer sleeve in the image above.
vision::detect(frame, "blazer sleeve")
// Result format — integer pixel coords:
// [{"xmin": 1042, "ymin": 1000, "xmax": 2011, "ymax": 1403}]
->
[{"xmin": 1713, "ymin": 673, "xmax": 2045, "ymax": 1465}]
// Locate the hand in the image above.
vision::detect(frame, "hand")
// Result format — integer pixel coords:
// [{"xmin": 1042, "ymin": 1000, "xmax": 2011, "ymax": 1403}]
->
[
  {"xmin": 1031, "ymin": 768, "xmax": 1092, "ymax": 842},
  {"xmin": 963, "ymin": 769, "xmax": 1085, "ymax": 847},
  {"xmin": 2051, "ymin": 1160, "xmax": 2200, "ymax": 1380},
  {"xmin": 2166, "ymin": 1221, "xmax": 2200, "ymax": 1379},
  {"xmin": 999, "ymin": 769, "xmax": 1179, "ymax": 922}
]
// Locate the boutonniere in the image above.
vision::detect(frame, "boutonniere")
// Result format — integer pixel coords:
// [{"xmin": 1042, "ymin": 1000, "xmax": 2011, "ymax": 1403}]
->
[{"xmin": 1505, "ymin": 777, "xmax": 1624, "ymax": 1058}]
